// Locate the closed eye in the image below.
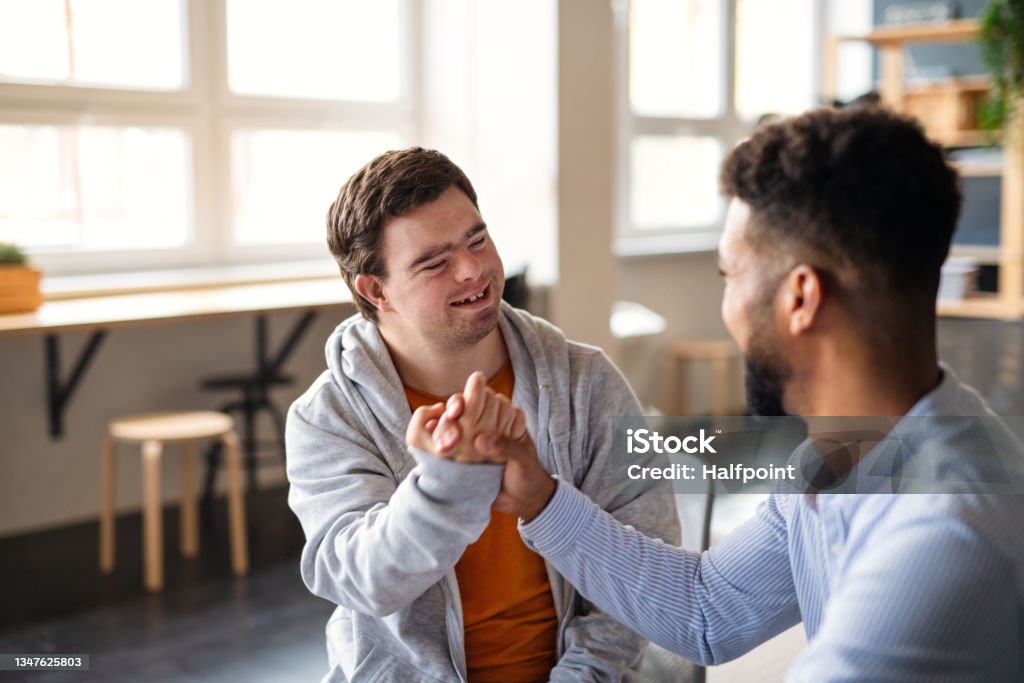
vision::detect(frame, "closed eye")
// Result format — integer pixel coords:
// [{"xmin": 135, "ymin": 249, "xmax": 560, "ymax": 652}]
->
[
  {"xmin": 469, "ymin": 236, "xmax": 486, "ymax": 250},
  {"xmin": 423, "ymin": 260, "xmax": 447, "ymax": 273}
]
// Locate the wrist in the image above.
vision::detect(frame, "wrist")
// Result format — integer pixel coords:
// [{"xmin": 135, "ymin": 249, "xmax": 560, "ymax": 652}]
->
[{"xmin": 521, "ymin": 477, "xmax": 557, "ymax": 523}]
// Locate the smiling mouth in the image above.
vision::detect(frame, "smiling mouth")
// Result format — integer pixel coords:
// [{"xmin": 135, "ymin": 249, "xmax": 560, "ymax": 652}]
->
[{"xmin": 451, "ymin": 284, "xmax": 490, "ymax": 306}]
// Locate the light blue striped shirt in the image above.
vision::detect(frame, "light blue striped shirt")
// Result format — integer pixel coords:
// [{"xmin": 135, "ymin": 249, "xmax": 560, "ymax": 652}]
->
[{"xmin": 522, "ymin": 368, "xmax": 1024, "ymax": 681}]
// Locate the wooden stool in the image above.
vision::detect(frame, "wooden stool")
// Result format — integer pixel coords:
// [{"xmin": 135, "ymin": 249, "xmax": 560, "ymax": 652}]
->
[
  {"xmin": 662, "ymin": 340, "xmax": 741, "ymax": 416},
  {"xmin": 99, "ymin": 411, "xmax": 249, "ymax": 592}
]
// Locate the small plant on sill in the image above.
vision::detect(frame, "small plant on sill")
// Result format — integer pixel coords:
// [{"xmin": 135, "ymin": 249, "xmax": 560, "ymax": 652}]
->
[
  {"xmin": 979, "ymin": 0, "xmax": 1024, "ymax": 134},
  {"xmin": 0, "ymin": 241, "xmax": 29, "ymax": 266},
  {"xmin": 0, "ymin": 242, "xmax": 42, "ymax": 314}
]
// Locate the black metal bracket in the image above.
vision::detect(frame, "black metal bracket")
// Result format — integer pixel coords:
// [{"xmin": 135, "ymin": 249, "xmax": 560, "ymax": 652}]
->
[
  {"xmin": 42, "ymin": 311, "xmax": 316, "ymax": 440},
  {"xmin": 45, "ymin": 330, "xmax": 107, "ymax": 439},
  {"xmin": 257, "ymin": 311, "xmax": 318, "ymax": 377}
]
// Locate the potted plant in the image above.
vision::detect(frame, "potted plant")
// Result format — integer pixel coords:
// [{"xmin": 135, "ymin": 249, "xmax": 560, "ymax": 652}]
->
[
  {"xmin": 0, "ymin": 242, "xmax": 42, "ymax": 313},
  {"xmin": 978, "ymin": 0, "xmax": 1024, "ymax": 133}
]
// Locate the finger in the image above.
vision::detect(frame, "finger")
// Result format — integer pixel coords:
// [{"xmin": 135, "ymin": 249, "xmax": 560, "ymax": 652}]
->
[
  {"xmin": 462, "ymin": 371, "xmax": 487, "ymax": 425},
  {"xmin": 433, "ymin": 412, "xmax": 463, "ymax": 454},
  {"xmin": 406, "ymin": 403, "xmax": 445, "ymax": 448},
  {"xmin": 476, "ymin": 388, "xmax": 502, "ymax": 434},
  {"xmin": 473, "ymin": 431, "xmax": 511, "ymax": 463},
  {"xmin": 509, "ymin": 408, "xmax": 527, "ymax": 440},
  {"xmin": 495, "ymin": 395, "xmax": 517, "ymax": 436},
  {"xmin": 425, "ymin": 418, "xmax": 438, "ymax": 432},
  {"xmin": 445, "ymin": 393, "xmax": 465, "ymax": 421},
  {"xmin": 477, "ymin": 428, "xmax": 533, "ymax": 461},
  {"xmin": 474, "ymin": 430, "xmax": 506, "ymax": 458}
]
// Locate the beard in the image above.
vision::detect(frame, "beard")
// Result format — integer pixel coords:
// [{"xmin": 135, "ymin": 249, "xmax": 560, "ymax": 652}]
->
[{"xmin": 742, "ymin": 324, "xmax": 791, "ymax": 417}]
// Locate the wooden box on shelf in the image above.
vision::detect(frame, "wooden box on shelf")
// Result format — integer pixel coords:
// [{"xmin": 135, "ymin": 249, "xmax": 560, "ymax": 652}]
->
[
  {"xmin": 0, "ymin": 265, "xmax": 43, "ymax": 314},
  {"xmin": 902, "ymin": 76, "xmax": 990, "ymax": 146}
]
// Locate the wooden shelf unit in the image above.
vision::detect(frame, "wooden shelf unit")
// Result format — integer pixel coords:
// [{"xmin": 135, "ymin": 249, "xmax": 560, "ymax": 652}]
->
[
  {"xmin": 825, "ymin": 19, "xmax": 1024, "ymax": 320},
  {"xmin": 858, "ymin": 18, "xmax": 981, "ymax": 46},
  {"xmin": 951, "ymin": 245, "xmax": 1001, "ymax": 265}
]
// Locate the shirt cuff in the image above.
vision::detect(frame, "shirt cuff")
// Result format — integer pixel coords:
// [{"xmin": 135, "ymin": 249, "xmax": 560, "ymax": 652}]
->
[
  {"xmin": 519, "ymin": 478, "xmax": 596, "ymax": 557},
  {"xmin": 408, "ymin": 446, "xmax": 504, "ymax": 504}
]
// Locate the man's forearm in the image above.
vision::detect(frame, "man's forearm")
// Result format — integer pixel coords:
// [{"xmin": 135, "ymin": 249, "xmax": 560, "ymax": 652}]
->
[
  {"xmin": 294, "ymin": 446, "xmax": 503, "ymax": 616},
  {"xmin": 522, "ymin": 482, "xmax": 800, "ymax": 665}
]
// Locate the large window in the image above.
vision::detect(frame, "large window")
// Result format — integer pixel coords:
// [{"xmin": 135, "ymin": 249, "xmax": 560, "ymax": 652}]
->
[
  {"xmin": 0, "ymin": 0, "xmax": 411, "ymax": 274},
  {"xmin": 617, "ymin": 0, "xmax": 823, "ymax": 254}
]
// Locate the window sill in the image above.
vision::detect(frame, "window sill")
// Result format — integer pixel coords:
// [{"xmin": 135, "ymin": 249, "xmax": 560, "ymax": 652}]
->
[
  {"xmin": 42, "ymin": 259, "xmax": 340, "ymax": 301},
  {"xmin": 614, "ymin": 230, "xmax": 721, "ymax": 258}
]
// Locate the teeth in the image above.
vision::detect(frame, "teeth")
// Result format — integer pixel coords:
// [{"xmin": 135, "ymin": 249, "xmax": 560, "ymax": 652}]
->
[{"xmin": 455, "ymin": 289, "xmax": 486, "ymax": 305}]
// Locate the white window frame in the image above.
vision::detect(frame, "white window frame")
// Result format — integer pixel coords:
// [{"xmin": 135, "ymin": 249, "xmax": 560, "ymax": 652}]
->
[
  {"xmin": 614, "ymin": 0, "xmax": 826, "ymax": 256},
  {"xmin": 0, "ymin": 0, "xmax": 419, "ymax": 276}
]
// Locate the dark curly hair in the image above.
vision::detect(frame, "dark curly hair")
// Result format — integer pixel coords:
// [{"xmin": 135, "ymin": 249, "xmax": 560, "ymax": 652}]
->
[
  {"xmin": 720, "ymin": 107, "xmax": 961, "ymax": 299},
  {"xmin": 327, "ymin": 148, "xmax": 479, "ymax": 321}
]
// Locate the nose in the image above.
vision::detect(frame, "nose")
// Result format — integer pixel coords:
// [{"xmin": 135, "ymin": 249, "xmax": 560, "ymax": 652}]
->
[{"xmin": 452, "ymin": 248, "xmax": 483, "ymax": 282}]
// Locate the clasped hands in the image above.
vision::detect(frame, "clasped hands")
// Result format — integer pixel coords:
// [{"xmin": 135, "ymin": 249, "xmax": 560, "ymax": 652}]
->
[{"xmin": 405, "ymin": 372, "xmax": 556, "ymax": 521}]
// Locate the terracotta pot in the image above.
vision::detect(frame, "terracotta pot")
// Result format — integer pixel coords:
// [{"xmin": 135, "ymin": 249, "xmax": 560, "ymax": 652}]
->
[{"xmin": 0, "ymin": 265, "xmax": 42, "ymax": 313}]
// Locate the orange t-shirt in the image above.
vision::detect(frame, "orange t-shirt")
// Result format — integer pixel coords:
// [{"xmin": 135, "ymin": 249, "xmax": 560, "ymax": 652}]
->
[{"xmin": 404, "ymin": 365, "xmax": 559, "ymax": 683}]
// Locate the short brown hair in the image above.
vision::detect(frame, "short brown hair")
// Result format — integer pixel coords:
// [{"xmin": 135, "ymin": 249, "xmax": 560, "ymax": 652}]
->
[
  {"xmin": 720, "ymin": 106, "xmax": 961, "ymax": 297},
  {"xmin": 327, "ymin": 147, "xmax": 479, "ymax": 320}
]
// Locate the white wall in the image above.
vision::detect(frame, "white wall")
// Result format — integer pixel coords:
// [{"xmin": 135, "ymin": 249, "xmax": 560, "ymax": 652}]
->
[
  {"xmin": 553, "ymin": 0, "xmax": 733, "ymax": 407},
  {"xmin": 551, "ymin": 0, "xmax": 618, "ymax": 353},
  {"xmin": 617, "ymin": 252, "xmax": 732, "ymax": 409},
  {"xmin": 0, "ymin": 310, "xmax": 349, "ymax": 537}
]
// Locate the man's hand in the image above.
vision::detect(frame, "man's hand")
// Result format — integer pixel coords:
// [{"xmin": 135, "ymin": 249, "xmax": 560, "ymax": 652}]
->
[
  {"xmin": 476, "ymin": 431, "xmax": 556, "ymax": 522},
  {"xmin": 404, "ymin": 371, "xmax": 556, "ymax": 521},
  {"xmin": 405, "ymin": 371, "xmax": 524, "ymax": 463},
  {"xmin": 406, "ymin": 401, "xmax": 446, "ymax": 453}
]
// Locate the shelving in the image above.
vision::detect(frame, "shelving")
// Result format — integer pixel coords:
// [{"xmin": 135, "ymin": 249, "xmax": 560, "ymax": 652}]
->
[
  {"xmin": 856, "ymin": 18, "xmax": 980, "ymax": 45},
  {"xmin": 825, "ymin": 19, "xmax": 1023, "ymax": 320},
  {"xmin": 950, "ymin": 244, "xmax": 1001, "ymax": 265},
  {"xmin": 953, "ymin": 161, "xmax": 1003, "ymax": 177}
]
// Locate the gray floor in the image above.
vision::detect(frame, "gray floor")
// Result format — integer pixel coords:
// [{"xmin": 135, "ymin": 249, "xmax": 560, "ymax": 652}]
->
[
  {"xmin": 0, "ymin": 561, "xmax": 332, "ymax": 683},
  {"xmin": 938, "ymin": 317, "xmax": 1024, "ymax": 416}
]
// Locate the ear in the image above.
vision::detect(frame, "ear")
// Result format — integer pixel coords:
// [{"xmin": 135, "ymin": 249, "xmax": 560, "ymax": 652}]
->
[
  {"xmin": 353, "ymin": 274, "xmax": 392, "ymax": 314},
  {"xmin": 779, "ymin": 264, "xmax": 823, "ymax": 336}
]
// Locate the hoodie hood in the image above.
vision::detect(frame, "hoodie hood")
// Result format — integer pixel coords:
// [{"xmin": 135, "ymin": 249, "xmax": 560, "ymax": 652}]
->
[{"xmin": 323, "ymin": 301, "xmax": 577, "ymax": 476}]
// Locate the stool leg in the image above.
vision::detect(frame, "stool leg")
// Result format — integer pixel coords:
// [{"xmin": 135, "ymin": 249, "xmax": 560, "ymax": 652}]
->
[
  {"xmin": 221, "ymin": 431, "xmax": 249, "ymax": 577},
  {"xmin": 99, "ymin": 436, "xmax": 116, "ymax": 573},
  {"xmin": 142, "ymin": 440, "xmax": 164, "ymax": 592},
  {"xmin": 180, "ymin": 440, "xmax": 199, "ymax": 558}
]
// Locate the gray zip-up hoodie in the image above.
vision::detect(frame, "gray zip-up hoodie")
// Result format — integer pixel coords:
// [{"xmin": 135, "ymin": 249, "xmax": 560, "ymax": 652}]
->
[{"xmin": 286, "ymin": 302, "xmax": 680, "ymax": 682}]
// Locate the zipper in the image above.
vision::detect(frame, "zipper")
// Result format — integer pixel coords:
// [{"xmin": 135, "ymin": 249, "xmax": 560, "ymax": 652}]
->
[{"xmin": 440, "ymin": 574, "xmax": 467, "ymax": 682}]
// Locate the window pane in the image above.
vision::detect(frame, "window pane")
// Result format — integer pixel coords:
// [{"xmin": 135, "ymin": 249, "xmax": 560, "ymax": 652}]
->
[
  {"xmin": 230, "ymin": 129, "xmax": 401, "ymax": 245},
  {"xmin": 630, "ymin": 0, "xmax": 722, "ymax": 118},
  {"xmin": 227, "ymin": 0, "xmax": 401, "ymax": 101},
  {"xmin": 735, "ymin": 0, "xmax": 815, "ymax": 120},
  {"xmin": 0, "ymin": 125, "xmax": 191, "ymax": 250},
  {"xmin": 0, "ymin": 0, "xmax": 69, "ymax": 82},
  {"xmin": 827, "ymin": 0, "xmax": 873, "ymax": 103},
  {"xmin": 471, "ymin": 0, "xmax": 557, "ymax": 284},
  {"xmin": 630, "ymin": 136, "xmax": 722, "ymax": 229},
  {"xmin": 0, "ymin": 0, "xmax": 185, "ymax": 89}
]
